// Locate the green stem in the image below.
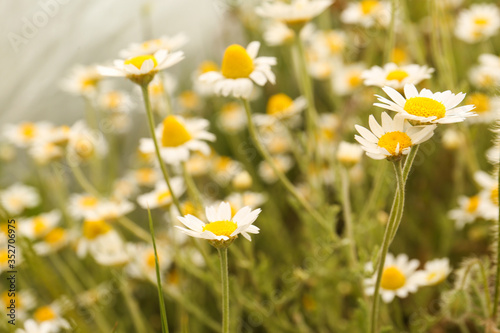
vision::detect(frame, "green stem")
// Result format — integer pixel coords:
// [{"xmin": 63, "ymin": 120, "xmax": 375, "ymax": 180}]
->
[
  {"xmin": 492, "ymin": 148, "xmax": 500, "ymax": 320},
  {"xmin": 340, "ymin": 167, "xmax": 357, "ymax": 267},
  {"xmin": 140, "ymin": 84, "xmax": 182, "ymax": 213},
  {"xmin": 117, "ymin": 216, "xmax": 151, "ymax": 243},
  {"xmin": 218, "ymin": 248, "xmax": 230, "ymax": 333},
  {"xmin": 370, "ymin": 160, "xmax": 406, "ymax": 333},
  {"xmin": 181, "ymin": 162, "xmax": 203, "ymax": 210},
  {"xmin": 384, "ymin": 0, "xmax": 397, "ymax": 63},
  {"xmin": 118, "ymin": 273, "xmax": 148, "ymax": 333},
  {"xmin": 241, "ymin": 98, "xmax": 335, "ymax": 238}
]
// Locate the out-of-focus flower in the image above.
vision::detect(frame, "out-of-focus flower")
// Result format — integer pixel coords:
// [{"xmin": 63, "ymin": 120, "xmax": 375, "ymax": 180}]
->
[
  {"xmin": 264, "ymin": 93, "xmax": 307, "ymax": 121},
  {"xmin": 474, "ymin": 171, "xmax": 499, "ymax": 220},
  {"xmin": 464, "ymin": 93, "xmax": 500, "ymax": 123},
  {"xmin": 469, "ymin": 55, "xmax": 500, "ymax": 88},
  {"xmin": 18, "ymin": 303, "xmax": 70, "ymax": 333},
  {"xmin": 217, "ymin": 102, "xmax": 247, "ymax": 133},
  {"xmin": 61, "ymin": 65, "xmax": 102, "ymax": 96},
  {"xmin": 417, "ymin": 258, "xmax": 452, "ymax": 286},
  {"xmin": 199, "ymin": 42, "xmax": 276, "ymax": 99},
  {"xmin": 336, "ymin": 141, "xmax": 364, "ymax": 167},
  {"xmin": 137, "ymin": 178, "xmax": 185, "ymax": 209},
  {"xmin": 362, "ymin": 63, "xmax": 434, "ymax": 90},
  {"xmin": 442, "ymin": 128, "xmax": 465, "ymax": 150},
  {"xmin": 126, "ymin": 242, "xmax": 172, "ymax": 283},
  {"xmin": 1, "ymin": 183, "xmax": 40, "ymax": 215},
  {"xmin": 119, "ymin": 33, "xmax": 188, "ymax": 58},
  {"xmin": 258, "ymin": 155, "xmax": 294, "ymax": 183},
  {"xmin": 455, "ymin": 4, "xmax": 500, "ymax": 43},
  {"xmin": 355, "ymin": 113, "xmax": 435, "ymax": 160},
  {"xmin": 33, "ymin": 227, "xmax": 70, "ymax": 255},
  {"xmin": 68, "ymin": 194, "xmax": 104, "ymax": 220},
  {"xmin": 66, "ymin": 121, "xmax": 108, "ymax": 162},
  {"xmin": 448, "ymin": 195, "xmax": 483, "ymax": 228},
  {"xmin": 139, "ymin": 115, "xmax": 215, "ymax": 165},
  {"xmin": 341, "ymin": 0, "xmax": 392, "ymax": 28},
  {"xmin": 256, "ymin": 0, "xmax": 333, "ymax": 29},
  {"xmin": 232, "ymin": 171, "xmax": 253, "ymax": 190},
  {"xmin": 99, "ymin": 90, "xmax": 134, "ymax": 113},
  {"xmin": 4, "ymin": 122, "xmax": 53, "ymax": 148},
  {"xmin": 332, "ymin": 63, "xmax": 366, "ymax": 95},
  {"xmin": 375, "ymin": 84, "xmax": 476, "ymax": 125},
  {"xmin": 19, "ymin": 210, "xmax": 61, "ymax": 240},
  {"xmin": 225, "ymin": 192, "xmax": 266, "ymax": 212}
]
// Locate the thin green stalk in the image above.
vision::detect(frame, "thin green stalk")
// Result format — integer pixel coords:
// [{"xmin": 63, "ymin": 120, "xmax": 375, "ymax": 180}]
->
[
  {"xmin": 118, "ymin": 274, "xmax": 148, "ymax": 333},
  {"xmin": 147, "ymin": 207, "xmax": 170, "ymax": 333},
  {"xmin": 218, "ymin": 248, "xmax": 230, "ymax": 333},
  {"xmin": 241, "ymin": 98, "xmax": 335, "ymax": 238},
  {"xmin": 68, "ymin": 157, "xmax": 100, "ymax": 197},
  {"xmin": 140, "ymin": 84, "xmax": 182, "ymax": 213},
  {"xmin": 370, "ymin": 160, "xmax": 406, "ymax": 333},
  {"xmin": 384, "ymin": 0, "xmax": 397, "ymax": 63},
  {"xmin": 340, "ymin": 167, "xmax": 357, "ymax": 267},
  {"xmin": 181, "ymin": 162, "xmax": 203, "ymax": 210},
  {"xmin": 492, "ymin": 147, "xmax": 500, "ymax": 320},
  {"xmin": 117, "ymin": 216, "xmax": 151, "ymax": 243}
]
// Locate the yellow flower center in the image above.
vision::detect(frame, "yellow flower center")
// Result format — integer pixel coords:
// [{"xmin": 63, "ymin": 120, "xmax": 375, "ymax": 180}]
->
[
  {"xmin": 467, "ymin": 93, "xmax": 490, "ymax": 113},
  {"xmin": 202, "ymin": 221, "xmax": 238, "ymax": 237},
  {"xmin": 124, "ymin": 55, "xmax": 158, "ymax": 70},
  {"xmin": 83, "ymin": 220, "xmax": 112, "ymax": 240},
  {"xmin": 391, "ymin": 48, "xmax": 408, "ymax": 65},
  {"xmin": 378, "ymin": 131, "xmax": 412, "ymax": 156},
  {"xmin": 105, "ymin": 91, "xmax": 122, "ymax": 109},
  {"xmin": 0, "ymin": 250, "xmax": 8, "ymax": 264},
  {"xmin": 466, "ymin": 195, "xmax": 480, "ymax": 213},
  {"xmin": 141, "ymin": 39, "xmax": 162, "ymax": 50},
  {"xmin": 361, "ymin": 0, "xmax": 379, "ymax": 14},
  {"xmin": 81, "ymin": 77, "xmax": 99, "ymax": 90},
  {"xmin": 44, "ymin": 228, "xmax": 65, "ymax": 244},
  {"xmin": 380, "ymin": 266, "xmax": 406, "ymax": 290},
  {"xmin": 20, "ymin": 123, "xmax": 36, "ymax": 139},
  {"xmin": 267, "ymin": 93, "xmax": 294, "ymax": 115},
  {"xmin": 491, "ymin": 187, "xmax": 499, "ymax": 206},
  {"xmin": 215, "ymin": 157, "xmax": 232, "ymax": 172},
  {"xmin": 1, "ymin": 291, "xmax": 19, "ymax": 308},
  {"xmin": 474, "ymin": 17, "xmax": 489, "ymax": 26},
  {"xmin": 136, "ymin": 168, "xmax": 155, "ymax": 185},
  {"xmin": 161, "ymin": 116, "xmax": 192, "ymax": 147},
  {"xmin": 150, "ymin": 81, "xmax": 164, "ymax": 96},
  {"xmin": 221, "ymin": 44, "xmax": 254, "ymax": 79},
  {"xmin": 348, "ymin": 73, "xmax": 362, "ymax": 88},
  {"xmin": 386, "ymin": 69, "xmax": 409, "ymax": 82},
  {"xmin": 34, "ymin": 306, "xmax": 57, "ymax": 322},
  {"xmin": 146, "ymin": 251, "xmax": 157, "ymax": 268},
  {"xmin": 156, "ymin": 191, "xmax": 172, "ymax": 204},
  {"xmin": 179, "ymin": 90, "xmax": 199, "ymax": 109},
  {"xmin": 33, "ymin": 217, "xmax": 47, "ymax": 236},
  {"xmin": 181, "ymin": 201, "xmax": 196, "ymax": 216},
  {"xmin": 199, "ymin": 60, "xmax": 219, "ymax": 74},
  {"xmin": 0, "ymin": 223, "xmax": 7, "ymax": 236},
  {"xmin": 80, "ymin": 196, "xmax": 98, "ymax": 208},
  {"xmin": 426, "ymin": 271, "xmax": 445, "ymax": 284},
  {"xmin": 404, "ymin": 97, "xmax": 446, "ymax": 119},
  {"xmin": 326, "ymin": 34, "xmax": 344, "ymax": 53}
]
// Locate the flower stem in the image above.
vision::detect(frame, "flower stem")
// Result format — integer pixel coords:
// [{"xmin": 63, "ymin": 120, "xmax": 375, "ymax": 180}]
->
[
  {"xmin": 218, "ymin": 248, "xmax": 230, "ymax": 333},
  {"xmin": 241, "ymin": 98, "xmax": 335, "ymax": 237},
  {"xmin": 141, "ymin": 84, "xmax": 182, "ymax": 213},
  {"xmin": 340, "ymin": 166, "xmax": 357, "ymax": 267},
  {"xmin": 492, "ymin": 147, "xmax": 500, "ymax": 321},
  {"xmin": 181, "ymin": 162, "xmax": 203, "ymax": 210},
  {"xmin": 384, "ymin": 0, "xmax": 397, "ymax": 63},
  {"xmin": 370, "ymin": 159, "xmax": 406, "ymax": 333}
]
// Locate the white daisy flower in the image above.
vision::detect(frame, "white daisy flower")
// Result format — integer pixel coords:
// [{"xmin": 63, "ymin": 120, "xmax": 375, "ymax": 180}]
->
[
  {"xmin": 119, "ymin": 33, "xmax": 188, "ymax": 58},
  {"xmin": 66, "ymin": 121, "xmax": 108, "ymax": 162},
  {"xmin": 355, "ymin": 112, "xmax": 436, "ymax": 160},
  {"xmin": 455, "ymin": 4, "xmax": 500, "ymax": 43},
  {"xmin": 364, "ymin": 253, "xmax": 424, "ymax": 303},
  {"xmin": 28, "ymin": 139, "xmax": 64, "ymax": 165},
  {"xmin": 332, "ymin": 63, "xmax": 366, "ymax": 96},
  {"xmin": 474, "ymin": 171, "xmax": 499, "ymax": 221},
  {"xmin": 199, "ymin": 42, "xmax": 277, "ymax": 99},
  {"xmin": 137, "ymin": 178, "xmax": 185, "ymax": 209},
  {"xmin": 4, "ymin": 122, "xmax": 53, "ymax": 148},
  {"xmin": 465, "ymin": 93, "xmax": 500, "ymax": 124},
  {"xmin": 256, "ymin": 0, "xmax": 333, "ymax": 28},
  {"xmin": 18, "ymin": 304, "xmax": 70, "ymax": 333},
  {"xmin": 469, "ymin": 63, "xmax": 500, "ymax": 89},
  {"xmin": 341, "ymin": 0, "xmax": 392, "ymax": 28},
  {"xmin": 478, "ymin": 53, "xmax": 500, "ymax": 69},
  {"xmin": 126, "ymin": 242, "xmax": 172, "ymax": 283},
  {"xmin": 224, "ymin": 192, "xmax": 267, "ymax": 212},
  {"xmin": 128, "ymin": 167, "xmax": 161, "ymax": 187},
  {"xmin": 264, "ymin": 93, "xmax": 307, "ymax": 121},
  {"xmin": 336, "ymin": 141, "xmax": 364, "ymax": 167},
  {"xmin": 98, "ymin": 90, "xmax": 134, "ymax": 113},
  {"xmin": 60, "ymin": 64, "xmax": 102, "ymax": 96},
  {"xmin": 374, "ymin": 84, "xmax": 476, "ymax": 125},
  {"xmin": 0, "ymin": 183, "xmax": 40, "ymax": 215},
  {"xmin": 19, "ymin": 210, "xmax": 61, "ymax": 240},
  {"xmin": 176, "ymin": 202, "xmax": 261, "ymax": 247},
  {"xmin": 85, "ymin": 200, "xmax": 135, "ymax": 222},
  {"xmin": 263, "ymin": 21, "xmax": 296, "ymax": 46},
  {"xmin": 139, "ymin": 115, "xmax": 215, "ymax": 165},
  {"xmin": 33, "ymin": 227, "xmax": 70, "ymax": 256},
  {"xmin": 77, "ymin": 219, "xmax": 114, "ymax": 258},
  {"xmin": 418, "ymin": 258, "xmax": 452, "ymax": 286},
  {"xmin": 97, "ymin": 49, "xmax": 184, "ymax": 85},
  {"xmin": 361, "ymin": 63, "xmax": 434, "ymax": 89},
  {"xmin": 217, "ymin": 102, "xmax": 247, "ymax": 133},
  {"xmin": 1, "ymin": 289, "xmax": 35, "ymax": 321},
  {"xmin": 184, "ymin": 152, "xmax": 214, "ymax": 177},
  {"xmin": 111, "ymin": 177, "xmax": 139, "ymax": 201},
  {"xmin": 258, "ymin": 155, "xmax": 294, "ymax": 183},
  {"xmin": 211, "ymin": 156, "xmax": 243, "ymax": 186},
  {"xmin": 89, "ymin": 231, "xmax": 129, "ymax": 267},
  {"xmin": 309, "ymin": 28, "xmax": 347, "ymax": 58},
  {"xmin": 448, "ymin": 195, "xmax": 483, "ymax": 229},
  {"xmin": 68, "ymin": 194, "xmax": 104, "ymax": 220},
  {"xmin": 232, "ymin": 171, "xmax": 253, "ymax": 190}
]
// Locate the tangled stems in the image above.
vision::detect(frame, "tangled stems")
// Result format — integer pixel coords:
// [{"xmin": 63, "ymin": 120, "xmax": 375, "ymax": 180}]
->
[
  {"xmin": 218, "ymin": 248, "xmax": 230, "ymax": 333},
  {"xmin": 140, "ymin": 84, "xmax": 182, "ymax": 213},
  {"xmin": 370, "ymin": 159, "xmax": 406, "ymax": 333},
  {"xmin": 241, "ymin": 98, "xmax": 336, "ymax": 238}
]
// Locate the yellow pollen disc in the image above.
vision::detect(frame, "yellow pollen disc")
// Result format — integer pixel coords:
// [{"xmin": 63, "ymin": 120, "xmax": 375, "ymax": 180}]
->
[
  {"xmin": 378, "ymin": 131, "xmax": 412, "ymax": 156},
  {"xmin": 156, "ymin": 191, "xmax": 172, "ymax": 204},
  {"xmin": 1, "ymin": 291, "xmax": 17, "ymax": 307},
  {"xmin": 199, "ymin": 60, "xmax": 219, "ymax": 74},
  {"xmin": 34, "ymin": 306, "xmax": 57, "ymax": 322},
  {"xmin": 44, "ymin": 228, "xmax": 65, "ymax": 244},
  {"xmin": 136, "ymin": 168, "xmax": 155, "ymax": 184},
  {"xmin": 82, "ymin": 77, "xmax": 99, "ymax": 90},
  {"xmin": 221, "ymin": 102, "xmax": 240, "ymax": 115},
  {"xmin": 161, "ymin": 116, "xmax": 192, "ymax": 147},
  {"xmin": 105, "ymin": 92, "xmax": 122, "ymax": 109},
  {"xmin": 0, "ymin": 224, "xmax": 7, "ymax": 236},
  {"xmin": 267, "ymin": 93, "xmax": 294, "ymax": 115},
  {"xmin": 361, "ymin": 0, "xmax": 379, "ymax": 15},
  {"xmin": 221, "ymin": 44, "xmax": 254, "ymax": 79},
  {"xmin": 202, "ymin": 221, "xmax": 238, "ymax": 237},
  {"xmin": 215, "ymin": 157, "xmax": 232, "ymax": 172},
  {"xmin": 80, "ymin": 196, "xmax": 98, "ymax": 208},
  {"xmin": 83, "ymin": 220, "xmax": 112, "ymax": 240},
  {"xmin": 380, "ymin": 266, "xmax": 406, "ymax": 290},
  {"xmin": 474, "ymin": 17, "xmax": 489, "ymax": 26},
  {"xmin": 179, "ymin": 90, "xmax": 199, "ymax": 109},
  {"xmin": 0, "ymin": 250, "xmax": 8, "ymax": 264},
  {"xmin": 124, "ymin": 55, "xmax": 158, "ymax": 70},
  {"xmin": 391, "ymin": 48, "xmax": 408, "ymax": 65},
  {"xmin": 467, "ymin": 93, "xmax": 490, "ymax": 113},
  {"xmin": 491, "ymin": 187, "xmax": 499, "ymax": 206},
  {"xmin": 146, "ymin": 251, "xmax": 157, "ymax": 268},
  {"xmin": 141, "ymin": 39, "xmax": 162, "ymax": 49},
  {"xmin": 466, "ymin": 195, "xmax": 480, "ymax": 213},
  {"xmin": 404, "ymin": 97, "xmax": 446, "ymax": 119},
  {"xmin": 426, "ymin": 272, "xmax": 444, "ymax": 284},
  {"xmin": 150, "ymin": 82, "xmax": 164, "ymax": 96},
  {"xmin": 326, "ymin": 34, "xmax": 343, "ymax": 53},
  {"xmin": 21, "ymin": 123, "xmax": 36, "ymax": 139},
  {"xmin": 33, "ymin": 217, "xmax": 47, "ymax": 236},
  {"xmin": 348, "ymin": 73, "xmax": 362, "ymax": 88},
  {"xmin": 386, "ymin": 69, "xmax": 409, "ymax": 82},
  {"xmin": 181, "ymin": 201, "xmax": 196, "ymax": 216}
]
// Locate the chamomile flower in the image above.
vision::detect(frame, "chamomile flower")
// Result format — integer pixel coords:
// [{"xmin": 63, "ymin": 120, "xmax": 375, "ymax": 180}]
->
[
  {"xmin": 211, "ymin": 156, "xmax": 243, "ymax": 186},
  {"xmin": 33, "ymin": 227, "xmax": 70, "ymax": 255},
  {"xmin": 474, "ymin": 171, "xmax": 499, "ymax": 220},
  {"xmin": 364, "ymin": 253, "xmax": 424, "ymax": 303},
  {"xmin": 374, "ymin": 84, "xmax": 476, "ymax": 125},
  {"xmin": 341, "ymin": 0, "xmax": 392, "ymax": 28},
  {"xmin": 22, "ymin": 304, "xmax": 70, "ymax": 333},
  {"xmin": 68, "ymin": 194, "xmax": 104, "ymax": 220},
  {"xmin": 137, "ymin": 178, "xmax": 185, "ymax": 209},
  {"xmin": 455, "ymin": 4, "xmax": 500, "ymax": 43},
  {"xmin": 465, "ymin": 93, "xmax": 500, "ymax": 123},
  {"xmin": 264, "ymin": 93, "xmax": 307, "ymax": 121},
  {"xmin": 4, "ymin": 122, "xmax": 53, "ymax": 148},
  {"xmin": 309, "ymin": 29, "xmax": 347, "ymax": 58},
  {"xmin": 97, "ymin": 49, "xmax": 184, "ymax": 85},
  {"xmin": 126, "ymin": 242, "xmax": 172, "ymax": 283},
  {"xmin": 469, "ymin": 63, "xmax": 500, "ymax": 89},
  {"xmin": 336, "ymin": 141, "xmax": 364, "ymax": 167},
  {"xmin": 332, "ymin": 63, "xmax": 366, "ymax": 96},
  {"xmin": 139, "ymin": 115, "xmax": 215, "ymax": 165},
  {"xmin": 86, "ymin": 200, "xmax": 135, "ymax": 222},
  {"xmin": 355, "ymin": 112, "xmax": 436, "ymax": 160},
  {"xmin": 225, "ymin": 192, "xmax": 266, "ymax": 212},
  {"xmin": 259, "ymin": 155, "xmax": 294, "ymax": 183},
  {"xmin": 361, "ymin": 63, "xmax": 434, "ymax": 90},
  {"xmin": 19, "ymin": 210, "xmax": 61, "ymax": 240},
  {"xmin": 66, "ymin": 121, "xmax": 108, "ymax": 162},
  {"xmin": 263, "ymin": 21, "xmax": 296, "ymax": 46},
  {"xmin": 176, "ymin": 201, "xmax": 261, "ymax": 248},
  {"xmin": 217, "ymin": 102, "xmax": 247, "ymax": 133},
  {"xmin": 61, "ymin": 64, "xmax": 102, "ymax": 96},
  {"xmin": 99, "ymin": 90, "xmax": 134, "ymax": 113},
  {"xmin": 28, "ymin": 139, "xmax": 64, "ymax": 165},
  {"xmin": 89, "ymin": 231, "xmax": 129, "ymax": 266},
  {"xmin": 1, "ymin": 183, "xmax": 40, "ymax": 215},
  {"xmin": 77, "ymin": 219, "xmax": 113, "ymax": 257},
  {"xmin": 111, "ymin": 177, "xmax": 139, "ymax": 201},
  {"xmin": 1, "ymin": 289, "xmax": 35, "ymax": 321},
  {"xmin": 442, "ymin": 128, "xmax": 466, "ymax": 150},
  {"xmin": 199, "ymin": 42, "xmax": 277, "ymax": 99},
  {"xmin": 448, "ymin": 195, "xmax": 483, "ymax": 229},
  {"xmin": 119, "ymin": 33, "xmax": 188, "ymax": 58},
  {"xmin": 419, "ymin": 258, "xmax": 452, "ymax": 286},
  {"xmin": 256, "ymin": 0, "xmax": 333, "ymax": 29},
  {"xmin": 129, "ymin": 167, "xmax": 161, "ymax": 187}
]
